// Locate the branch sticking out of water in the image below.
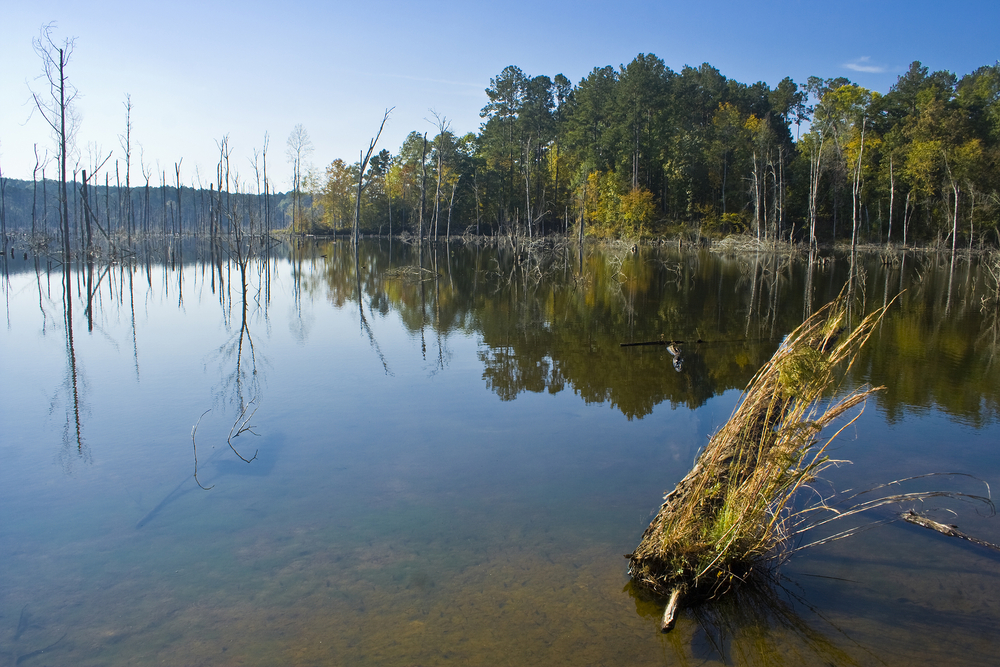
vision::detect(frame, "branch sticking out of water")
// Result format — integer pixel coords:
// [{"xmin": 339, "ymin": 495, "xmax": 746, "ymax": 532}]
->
[
  {"xmin": 228, "ymin": 398, "xmax": 259, "ymax": 463},
  {"xmin": 788, "ymin": 473, "xmax": 995, "ymax": 553},
  {"xmin": 191, "ymin": 409, "xmax": 214, "ymax": 490},
  {"xmin": 902, "ymin": 509, "xmax": 1000, "ymax": 551},
  {"xmin": 661, "ymin": 586, "xmax": 685, "ymax": 632}
]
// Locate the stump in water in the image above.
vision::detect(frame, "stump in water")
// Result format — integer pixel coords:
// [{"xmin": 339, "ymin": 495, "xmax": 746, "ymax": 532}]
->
[{"xmin": 628, "ymin": 296, "xmax": 887, "ymax": 628}]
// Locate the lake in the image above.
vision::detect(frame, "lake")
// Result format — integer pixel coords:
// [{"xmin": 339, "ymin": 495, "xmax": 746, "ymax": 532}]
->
[{"xmin": 2, "ymin": 238, "xmax": 999, "ymax": 666}]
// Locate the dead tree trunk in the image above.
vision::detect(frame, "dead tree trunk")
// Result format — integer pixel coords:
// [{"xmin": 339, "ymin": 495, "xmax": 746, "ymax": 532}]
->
[
  {"xmin": 418, "ymin": 133, "xmax": 427, "ymax": 244},
  {"xmin": 887, "ymin": 156, "xmax": 895, "ymax": 247},
  {"xmin": 175, "ymin": 160, "xmax": 183, "ymax": 237},
  {"xmin": 433, "ymin": 142, "xmax": 442, "ymax": 240},
  {"xmin": 32, "ymin": 26, "xmax": 77, "ymax": 257},
  {"xmin": 446, "ymin": 176, "xmax": 459, "ymax": 239},
  {"xmin": 353, "ymin": 108, "xmax": 392, "ymax": 246},
  {"xmin": 808, "ymin": 137, "xmax": 824, "ymax": 248}
]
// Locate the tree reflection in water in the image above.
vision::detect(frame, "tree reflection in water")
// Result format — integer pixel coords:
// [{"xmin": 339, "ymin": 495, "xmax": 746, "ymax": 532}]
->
[
  {"xmin": 626, "ymin": 573, "xmax": 864, "ymax": 667},
  {"xmin": 60, "ymin": 257, "xmax": 89, "ymax": 469}
]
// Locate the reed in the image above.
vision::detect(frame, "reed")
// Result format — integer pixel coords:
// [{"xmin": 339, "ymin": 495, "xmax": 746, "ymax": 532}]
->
[{"xmin": 627, "ymin": 295, "xmax": 887, "ymax": 629}]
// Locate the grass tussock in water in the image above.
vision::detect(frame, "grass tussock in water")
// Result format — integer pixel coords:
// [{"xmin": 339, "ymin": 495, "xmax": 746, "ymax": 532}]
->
[{"xmin": 628, "ymin": 295, "xmax": 887, "ymax": 612}]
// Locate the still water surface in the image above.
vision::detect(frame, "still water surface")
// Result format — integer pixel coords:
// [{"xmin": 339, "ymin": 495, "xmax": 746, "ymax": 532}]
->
[{"xmin": 2, "ymin": 240, "xmax": 999, "ymax": 665}]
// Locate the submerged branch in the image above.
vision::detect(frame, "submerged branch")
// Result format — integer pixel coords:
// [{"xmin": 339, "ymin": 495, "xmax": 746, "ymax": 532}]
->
[
  {"xmin": 902, "ymin": 510, "xmax": 1000, "ymax": 552},
  {"xmin": 789, "ymin": 473, "xmax": 995, "ymax": 553},
  {"xmin": 228, "ymin": 398, "xmax": 260, "ymax": 463},
  {"xmin": 192, "ymin": 409, "xmax": 214, "ymax": 490}
]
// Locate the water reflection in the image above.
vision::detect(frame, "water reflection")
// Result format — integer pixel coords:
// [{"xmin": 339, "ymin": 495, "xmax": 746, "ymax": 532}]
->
[
  {"xmin": 3, "ymin": 240, "xmax": 1000, "ymax": 666},
  {"xmin": 61, "ymin": 258, "xmax": 89, "ymax": 468},
  {"xmin": 212, "ymin": 242, "xmax": 265, "ymax": 420},
  {"xmin": 626, "ymin": 575, "xmax": 864, "ymax": 667},
  {"xmin": 263, "ymin": 240, "xmax": 1000, "ymax": 425},
  {"xmin": 11, "ymin": 240, "xmax": 1000, "ymax": 428}
]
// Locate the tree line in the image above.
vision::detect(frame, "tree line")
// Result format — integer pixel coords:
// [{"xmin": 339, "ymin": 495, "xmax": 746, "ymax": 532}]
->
[
  {"xmin": 0, "ymin": 25, "xmax": 300, "ymax": 260},
  {"xmin": 4, "ymin": 33, "xmax": 998, "ymax": 252},
  {"xmin": 295, "ymin": 55, "xmax": 1000, "ymax": 249},
  {"xmin": 0, "ymin": 174, "xmax": 289, "ymax": 242}
]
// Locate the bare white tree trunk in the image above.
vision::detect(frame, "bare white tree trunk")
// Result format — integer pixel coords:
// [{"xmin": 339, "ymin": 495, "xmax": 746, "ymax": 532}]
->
[
  {"xmin": 887, "ymin": 156, "xmax": 895, "ymax": 248},
  {"xmin": 433, "ymin": 145, "xmax": 442, "ymax": 239},
  {"xmin": 286, "ymin": 124, "xmax": 313, "ymax": 233},
  {"xmin": 968, "ymin": 187, "xmax": 976, "ymax": 252},
  {"xmin": 942, "ymin": 152, "xmax": 960, "ymax": 256},
  {"xmin": 523, "ymin": 137, "xmax": 533, "ymax": 238},
  {"xmin": 902, "ymin": 191, "xmax": 913, "ymax": 247},
  {"xmin": 808, "ymin": 139, "xmax": 824, "ymax": 248},
  {"xmin": 418, "ymin": 133, "xmax": 427, "ymax": 243},
  {"xmin": 850, "ymin": 119, "xmax": 867, "ymax": 253},
  {"xmin": 446, "ymin": 176, "xmax": 459, "ymax": 239},
  {"xmin": 750, "ymin": 151, "xmax": 763, "ymax": 241}
]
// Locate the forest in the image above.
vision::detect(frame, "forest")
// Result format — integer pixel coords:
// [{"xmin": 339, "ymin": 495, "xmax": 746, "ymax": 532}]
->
[
  {"xmin": 300, "ymin": 56, "xmax": 1000, "ymax": 250},
  {"xmin": 3, "ymin": 51, "xmax": 999, "ymax": 251}
]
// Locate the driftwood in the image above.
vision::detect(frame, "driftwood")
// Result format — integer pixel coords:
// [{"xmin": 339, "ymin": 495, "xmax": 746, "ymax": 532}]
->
[
  {"xmin": 620, "ymin": 339, "xmax": 694, "ymax": 348},
  {"xmin": 902, "ymin": 510, "xmax": 1000, "ymax": 552},
  {"xmin": 660, "ymin": 586, "xmax": 685, "ymax": 632}
]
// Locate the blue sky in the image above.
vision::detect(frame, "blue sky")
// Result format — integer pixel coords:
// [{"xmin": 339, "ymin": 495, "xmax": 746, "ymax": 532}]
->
[{"xmin": 2, "ymin": 0, "xmax": 998, "ymax": 188}]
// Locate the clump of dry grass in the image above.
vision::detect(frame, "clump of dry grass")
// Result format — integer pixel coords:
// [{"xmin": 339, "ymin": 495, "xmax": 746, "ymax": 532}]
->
[
  {"xmin": 384, "ymin": 265, "xmax": 436, "ymax": 283},
  {"xmin": 628, "ymin": 296, "xmax": 887, "ymax": 626}
]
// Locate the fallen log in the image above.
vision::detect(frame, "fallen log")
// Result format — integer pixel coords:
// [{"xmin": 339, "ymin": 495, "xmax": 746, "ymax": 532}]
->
[{"xmin": 620, "ymin": 339, "xmax": 695, "ymax": 348}]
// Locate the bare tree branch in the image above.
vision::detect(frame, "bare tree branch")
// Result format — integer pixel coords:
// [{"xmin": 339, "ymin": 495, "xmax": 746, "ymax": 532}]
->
[
  {"xmin": 227, "ymin": 398, "xmax": 260, "ymax": 463},
  {"xmin": 191, "ymin": 409, "xmax": 214, "ymax": 490},
  {"xmin": 353, "ymin": 108, "xmax": 394, "ymax": 244}
]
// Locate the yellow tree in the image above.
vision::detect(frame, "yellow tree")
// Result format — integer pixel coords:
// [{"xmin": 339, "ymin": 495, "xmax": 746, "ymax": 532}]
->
[
  {"xmin": 901, "ymin": 91, "xmax": 956, "ymax": 244},
  {"xmin": 583, "ymin": 170, "xmax": 627, "ymax": 237},
  {"xmin": 620, "ymin": 187, "xmax": 656, "ymax": 237},
  {"xmin": 902, "ymin": 138, "xmax": 940, "ymax": 244},
  {"xmin": 844, "ymin": 126, "xmax": 882, "ymax": 247},
  {"xmin": 317, "ymin": 159, "xmax": 355, "ymax": 232}
]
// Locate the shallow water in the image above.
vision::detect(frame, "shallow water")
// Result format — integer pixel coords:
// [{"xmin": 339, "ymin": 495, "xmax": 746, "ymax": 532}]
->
[{"xmin": 2, "ymin": 240, "xmax": 999, "ymax": 665}]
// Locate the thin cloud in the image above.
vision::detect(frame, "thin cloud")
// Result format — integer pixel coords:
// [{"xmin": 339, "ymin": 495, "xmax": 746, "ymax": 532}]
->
[
  {"xmin": 361, "ymin": 70, "xmax": 483, "ymax": 89},
  {"xmin": 844, "ymin": 56, "xmax": 887, "ymax": 74}
]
